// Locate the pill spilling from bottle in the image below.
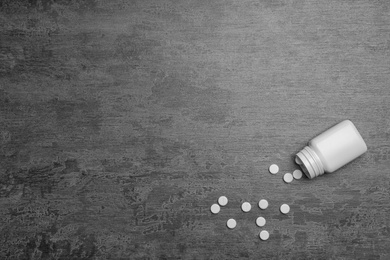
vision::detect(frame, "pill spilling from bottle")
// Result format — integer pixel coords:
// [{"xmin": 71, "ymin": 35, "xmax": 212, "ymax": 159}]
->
[
  {"xmin": 209, "ymin": 120, "xmax": 367, "ymax": 241},
  {"xmin": 295, "ymin": 120, "xmax": 367, "ymax": 179}
]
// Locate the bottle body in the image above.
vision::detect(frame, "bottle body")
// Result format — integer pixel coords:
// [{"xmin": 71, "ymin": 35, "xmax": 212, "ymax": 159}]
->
[{"xmin": 296, "ymin": 120, "xmax": 367, "ymax": 179}]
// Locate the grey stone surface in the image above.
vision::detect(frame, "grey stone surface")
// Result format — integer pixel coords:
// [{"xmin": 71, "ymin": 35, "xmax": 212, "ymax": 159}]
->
[{"xmin": 1, "ymin": 0, "xmax": 390, "ymax": 259}]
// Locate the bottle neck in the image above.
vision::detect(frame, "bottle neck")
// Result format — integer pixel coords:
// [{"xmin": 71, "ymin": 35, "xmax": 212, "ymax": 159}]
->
[{"xmin": 296, "ymin": 146, "xmax": 325, "ymax": 179}]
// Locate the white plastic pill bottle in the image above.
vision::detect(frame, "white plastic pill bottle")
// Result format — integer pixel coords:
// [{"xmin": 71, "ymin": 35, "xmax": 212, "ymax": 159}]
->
[{"xmin": 295, "ymin": 120, "xmax": 367, "ymax": 179}]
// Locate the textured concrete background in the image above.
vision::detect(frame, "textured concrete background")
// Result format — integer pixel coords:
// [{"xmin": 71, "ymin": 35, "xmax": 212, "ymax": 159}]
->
[{"xmin": 1, "ymin": 0, "xmax": 390, "ymax": 259}]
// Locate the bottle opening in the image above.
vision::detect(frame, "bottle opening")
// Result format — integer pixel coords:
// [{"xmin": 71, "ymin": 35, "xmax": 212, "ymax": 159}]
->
[
  {"xmin": 295, "ymin": 156, "xmax": 312, "ymax": 179},
  {"xmin": 295, "ymin": 146, "xmax": 325, "ymax": 179}
]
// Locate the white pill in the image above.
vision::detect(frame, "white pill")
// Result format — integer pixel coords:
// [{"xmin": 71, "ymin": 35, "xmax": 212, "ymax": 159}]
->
[
  {"xmin": 259, "ymin": 230, "xmax": 270, "ymax": 240},
  {"xmin": 295, "ymin": 157, "xmax": 301, "ymax": 164},
  {"xmin": 218, "ymin": 196, "xmax": 228, "ymax": 206},
  {"xmin": 210, "ymin": 204, "xmax": 220, "ymax": 214},
  {"xmin": 258, "ymin": 199, "xmax": 269, "ymax": 210},
  {"xmin": 280, "ymin": 204, "xmax": 290, "ymax": 214},
  {"xmin": 283, "ymin": 173, "xmax": 293, "ymax": 183},
  {"xmin": 227, "ymin": 218, "xmax": 237, "ymax": 229},
  {"xmin": 269, "ymin": 164, "xmax": 279, "ymax": 174},
  {"xmin": 256, "ymin": 217, "xmax": 266, "ymax": 227},
  {"xmin": 241, "ymin": 202, "xmax": 251, "ymax": 212},
  {"xmin": 293, "ymin": 169, "xmax": 303, "ymax": 180}
]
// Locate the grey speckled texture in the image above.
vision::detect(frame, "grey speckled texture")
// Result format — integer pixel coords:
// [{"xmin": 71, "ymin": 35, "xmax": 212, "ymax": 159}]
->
[{"xmin": 1, "ymin": 0, "xmax": 390, "ymax": 259}]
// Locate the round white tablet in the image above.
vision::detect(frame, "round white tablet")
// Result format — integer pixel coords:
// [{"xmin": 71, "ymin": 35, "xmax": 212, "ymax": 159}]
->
[
  {"xmin": 269, "ymin": 164, "xmax": 279, "ymax": 174},
  {"xmin": 259, "ymin": 230, "xmax": 269, "ymax": 240},
  {"xmin": 227, "ymin": 218, "xmax": 237, "ymax": 229},
  {"xmin": 210, "ymin": 204, "xmax": 220, "ymax": 214},
  {"xmin": 283, "ymin": 173, "xmax": 293, "ymax": 183},
  {"xmin": 258, "ymin": 199, "xmax": 269, "ymax": 210},
  {"xmin": 218, "ymin": 196, "xmax": 228, "ymax": 206},
  {"xmin": 241, "ymin": 202, "xmax": 251, "ymax": 212},
  {"xmin": 293, "ymin": 169, "xmax": 303, "ymax": 180},
  {"xmin": 256, "ymin": 217, "xmax": 266, "ymax": 227},
  {"xmin": 295, "ymin": 157, "xmax": 301, "ymax": 164},
  {"xmin": 280, "ymin": 204, "xmax": 290, "ymax": 214}
]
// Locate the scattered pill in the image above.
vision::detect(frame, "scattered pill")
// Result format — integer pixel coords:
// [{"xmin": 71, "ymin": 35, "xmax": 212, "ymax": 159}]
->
[
  {"xmin": 295, "ymin": 157, "xmax": 301, "ymax": 164},
  {"xmin": 227, "ymin": 218, "xmax": 237, "ymax": 229},
  {"xmin": 283, "ymin": 173, "xmax": 293, "ymax": 183},
  {"xmin": 256, "ymin": 217, "xmax": 266, "ymax": 227},
  {"xmin": 258, "ymin": 199, "xmax": 269, "ymax": 210},
  {"xmin": 269, "ymin": 164, "xmax": 279, "ymax": 174},
  {"xmin": 259, "ymin": 230, "xmax": 270, "ymax": 240},
  {"xmin": 280, "ymin": 204, "xmax": 290, "ymax": 214},
  {"xmin": 218, "ymin": 196, "xmax": 228, "ymax": 206},
  {"xmin": 241, "ymin": 202, "xmax": 251, "ymax": 212},
  {"xmin": 210, "ymin": 204, "xmax": 220, "ymax": 214},
  {"xmin": 293, "ymin": 169, "xmax": 303, "ymax": 180}
]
